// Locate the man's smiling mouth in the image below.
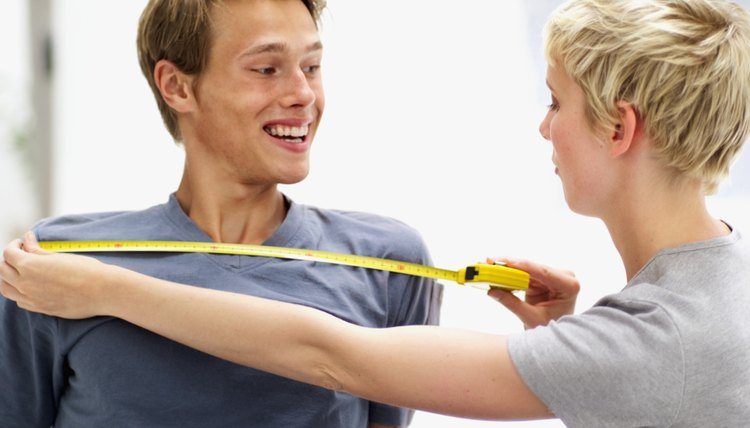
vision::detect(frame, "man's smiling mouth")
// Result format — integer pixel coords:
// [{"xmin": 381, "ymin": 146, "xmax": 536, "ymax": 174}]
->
[{"xmin": 264, "ymin": 124, "xmax": 308, "ymax": 143}]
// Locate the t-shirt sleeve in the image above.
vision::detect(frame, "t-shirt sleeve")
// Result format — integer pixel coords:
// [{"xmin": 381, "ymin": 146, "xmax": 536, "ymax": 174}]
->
[
  {"xmin": 370, "ymin": 275, "xmax": 443, "ymax": 426},
  {"xmin": 385, "ymin": 234, "xmax": 444, "ymax": 329},
  {"xmin": 0, "ymin": 296, "xmax": 61, "ymax": 427},
  {"xmin": 508, "ymin": 295, "xmax": 684, "ymax": 427},
  {"xmin": 368, "ymin": 234, "xmax": 444, "ymax": 426}
]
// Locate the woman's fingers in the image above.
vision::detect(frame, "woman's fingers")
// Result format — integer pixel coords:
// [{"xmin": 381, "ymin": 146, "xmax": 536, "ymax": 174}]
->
[
  {"xmin": 488, "ymin": 288, "xmax": 540, "ymax": 328},
  {"xmin": 0, "ymin": 280, "xmax": 24, "ymax": 304},
  {"xmin": 2, "ymin": 239, "xmax": 26, "ymax": 271},
  {"xmin": 1, "ymin": 241, "xmax": 27, "ymax": 304},
  {"xmin": 507, "ymin": 258, "xmax": 578, "ymax": 293},
  {"xmin": 22, "ymin": 231, "xmax": 49, "ymax": 255},
  {"xmin": 486, "ymin": 256, "xmax": 580, "ymax": 327}
]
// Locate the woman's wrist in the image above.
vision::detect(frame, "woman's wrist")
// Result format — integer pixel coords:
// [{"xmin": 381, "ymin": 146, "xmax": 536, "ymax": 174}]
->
[{"xmin": 97, "ymin": 264, "xmax": 142, "ymax": 318}]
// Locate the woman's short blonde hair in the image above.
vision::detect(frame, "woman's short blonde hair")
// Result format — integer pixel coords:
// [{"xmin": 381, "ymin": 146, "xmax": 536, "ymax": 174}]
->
[{"xmin": 545, "ymin": 0, "xmax": 750, "ymax": 193}]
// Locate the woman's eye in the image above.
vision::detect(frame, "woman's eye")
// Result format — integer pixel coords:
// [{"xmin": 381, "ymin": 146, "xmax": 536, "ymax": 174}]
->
[{"xmin": 547, "ymin": 97, "xmax": 560, "ymax": 112}]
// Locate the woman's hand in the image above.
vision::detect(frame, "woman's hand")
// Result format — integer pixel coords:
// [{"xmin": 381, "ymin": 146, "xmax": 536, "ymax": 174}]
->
[
  {"xmin": 487, "ymin": 257, "xmax": 579, "ymax": 328},
  {"xmin": 0, "ymin": 232, "xmax": 110, "ymax": 318}
]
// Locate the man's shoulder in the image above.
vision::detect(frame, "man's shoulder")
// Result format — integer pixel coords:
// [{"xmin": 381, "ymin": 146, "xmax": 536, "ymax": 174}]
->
[
  {"xmin": 302, "ymin": 204, "xmax": 416, "ymax": 234},
  {"xmin": 301, "ymin": 205, "xmax": 431, "ymax": 261},
  {"xmin": 34, "ymin": 203, "xmax": 167, "ymax": 241}
]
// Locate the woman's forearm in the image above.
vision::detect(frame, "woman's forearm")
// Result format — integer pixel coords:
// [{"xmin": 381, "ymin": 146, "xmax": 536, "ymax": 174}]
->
[
  {"xmin": 104, "ymin": 265, "xmax": 352, "ymax": 390},
  {"xmin": 102, "ymin": 266, "xmax": 549, "ymax": 420}
]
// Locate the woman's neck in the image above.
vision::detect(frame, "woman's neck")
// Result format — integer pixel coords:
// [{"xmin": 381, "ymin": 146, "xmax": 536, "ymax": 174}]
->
[{"xmin": 602, "ymin": 177, "xmax": 729, "ymax": 281}]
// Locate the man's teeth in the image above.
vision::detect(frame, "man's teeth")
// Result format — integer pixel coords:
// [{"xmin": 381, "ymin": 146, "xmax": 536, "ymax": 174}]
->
[{"xmin": 265, "ymin": 125, "xmax": 308, "ymax": 141}]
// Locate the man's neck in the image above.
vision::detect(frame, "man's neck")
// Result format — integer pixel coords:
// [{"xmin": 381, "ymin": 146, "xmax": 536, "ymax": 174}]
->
[{"xmin": 175, "ymin": 171, "xmax": 288, "ymax": 245}]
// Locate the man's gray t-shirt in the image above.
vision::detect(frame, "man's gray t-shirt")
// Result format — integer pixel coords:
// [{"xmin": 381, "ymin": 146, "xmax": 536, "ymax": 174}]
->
[
  {"xmin": 0, "ymin": 194, "xmax": 443, "ymax": 427},
  {"xmin": 509, "ymin": 228, "xmax": 749, "ymax": 427}
]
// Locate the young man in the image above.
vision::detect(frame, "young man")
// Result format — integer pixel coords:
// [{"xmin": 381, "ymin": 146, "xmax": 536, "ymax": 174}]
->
[
  {"xmin": 4, "ymin": 0, "xmax": 749, "ymax": 426},
  {"xmin": 0, "ymin": 1, "xmax": 441, "ymax": 427}
]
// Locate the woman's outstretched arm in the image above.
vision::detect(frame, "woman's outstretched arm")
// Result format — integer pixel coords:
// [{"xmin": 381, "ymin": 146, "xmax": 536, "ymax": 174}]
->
[{"xmin": 1, "ymin": 234, "xmax": 552, "ymax": 420}]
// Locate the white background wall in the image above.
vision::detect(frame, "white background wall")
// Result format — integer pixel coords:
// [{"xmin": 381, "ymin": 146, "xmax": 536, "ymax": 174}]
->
[
  {"xmin": 0, "ymin": 0, "xmax": 34, "ymax": 246},
  {"xmin": 2, "ymin": 1, "xmax": 749, "ymax": 427}
]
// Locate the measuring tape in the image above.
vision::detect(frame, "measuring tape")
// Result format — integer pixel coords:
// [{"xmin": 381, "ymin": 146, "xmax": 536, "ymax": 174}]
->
[{"xmin": 39, "ymin": 240, "xmax": 529, "ymax": 291}]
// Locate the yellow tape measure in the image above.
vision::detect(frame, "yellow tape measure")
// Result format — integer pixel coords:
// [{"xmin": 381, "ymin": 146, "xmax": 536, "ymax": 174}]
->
[{"xmin": 39, "ymin": 240, "xmax": 529, "ymax": 291}]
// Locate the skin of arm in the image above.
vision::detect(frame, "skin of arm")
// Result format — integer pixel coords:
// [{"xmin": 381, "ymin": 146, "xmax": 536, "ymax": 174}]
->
[
  {"xmin": 99, "ymin": 260, "xmax": 550, "ymax": 419},
  {"xmin": 1, "ymin": 234, "xmax": 558, "ymax": 420}
]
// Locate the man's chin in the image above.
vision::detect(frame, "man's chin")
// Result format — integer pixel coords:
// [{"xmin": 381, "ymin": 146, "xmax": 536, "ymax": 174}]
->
[{"xmin": 278, "ymin": 170, "xmax": 310, "ymax": 185}]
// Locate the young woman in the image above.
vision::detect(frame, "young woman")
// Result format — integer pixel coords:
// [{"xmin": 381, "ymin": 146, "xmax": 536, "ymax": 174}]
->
[{"xmin": 3, "ymin": 0, "xmax": 750, "ymax": 425}]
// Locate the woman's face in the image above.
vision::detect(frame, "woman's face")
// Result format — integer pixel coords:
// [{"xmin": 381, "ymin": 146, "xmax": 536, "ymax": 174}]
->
[{"xmin": 539, "ymin": 64, "xmax": 613, "ymax": 217}]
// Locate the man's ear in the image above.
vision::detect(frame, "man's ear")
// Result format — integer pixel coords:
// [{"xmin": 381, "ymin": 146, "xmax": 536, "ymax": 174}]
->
[
  {"xmin": 153, "ymin": 59, "xmax": 196, "ymax": 113},
  {"xmin": 610, "ymin": 100, "xmax": 638, "ymax": 158}
]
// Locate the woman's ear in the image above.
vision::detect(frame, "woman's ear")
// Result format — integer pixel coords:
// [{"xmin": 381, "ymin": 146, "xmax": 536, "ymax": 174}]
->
[
  {"xmin": 610, "ymin": 100, "xmax": 638, "ymax": 158},
  {"xmin": 153, "ymin": 59, "xmax": 196, "ymax": 114}
]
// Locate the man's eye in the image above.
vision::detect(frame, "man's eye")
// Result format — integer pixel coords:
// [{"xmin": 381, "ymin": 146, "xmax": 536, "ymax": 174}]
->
[
  {"xmin": 303, "ymin": 65, "xmax": 320, "ymax": 73},
  {"xmin": 255, "ymin": 67, "xmax": 276, "ymax": 75}
]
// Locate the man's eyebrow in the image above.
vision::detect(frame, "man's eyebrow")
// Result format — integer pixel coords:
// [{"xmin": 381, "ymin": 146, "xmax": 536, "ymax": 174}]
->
[
  {"xmin": 240, "ymin": 41, "xmax": 323, "ymax": 57},
  {"xmin": 306, "ymin": 41, "xmax": 324, "ymax": 53}
]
